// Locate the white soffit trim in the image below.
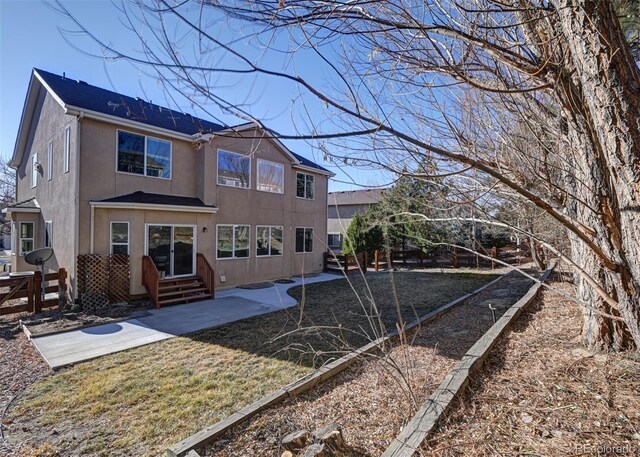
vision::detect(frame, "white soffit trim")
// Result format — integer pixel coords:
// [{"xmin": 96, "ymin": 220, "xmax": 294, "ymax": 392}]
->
[
  {"xmin": 90, "ymin": 201, "xmax": 218, "ymax": 213},
  {"xmin": 65, "ymin": 106, "xmax": 194, "ymax": 141},
  {"xmin": 293, "ymin": 163, "xmax": 335, "ymax": 177}
]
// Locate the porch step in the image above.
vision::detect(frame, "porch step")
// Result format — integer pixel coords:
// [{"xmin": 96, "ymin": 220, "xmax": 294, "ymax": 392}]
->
[
  {"xmin": 158, "ymin": 287, "xmax": 209, "ymax": 298},
  {"xmin": 158, "ymin": 293, "xmax": 211, "ymax": 307},
  {"xmin": 156, "ymin": 276, "xmax": 212, "ymax": 307}
]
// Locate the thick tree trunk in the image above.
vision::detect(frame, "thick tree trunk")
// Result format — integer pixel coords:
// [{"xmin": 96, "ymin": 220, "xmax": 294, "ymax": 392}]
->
[{"xmin": 552, "ymin": 0, "xmax": 640, "ymax": 350}]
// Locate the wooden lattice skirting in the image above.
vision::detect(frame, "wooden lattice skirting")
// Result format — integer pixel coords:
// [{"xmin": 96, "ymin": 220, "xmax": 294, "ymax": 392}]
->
[{"xmin": 77, "ymin": 254, "xmax": 130, "ymax": 309}]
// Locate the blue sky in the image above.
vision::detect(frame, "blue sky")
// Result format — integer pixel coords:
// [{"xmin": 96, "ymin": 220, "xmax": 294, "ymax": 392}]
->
[{"xmin": 0, "ymin": 0, "xmax": 388, "ymax": 192}]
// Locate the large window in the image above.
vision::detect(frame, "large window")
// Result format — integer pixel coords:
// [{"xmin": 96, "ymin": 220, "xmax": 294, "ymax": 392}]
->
[
  {"xmin": 217, "ymin": 150, "xmax": 250, "ymax": 188},
  {"xmin": 217, "ymin": 225, "xmax": 250, "ymax": 259},
  {"xmin": 64, "ymin": 126, "xmax": 70, "ymax": 173},
  {"xmin": 256, "ymin": 226, "xmax": 283, "ymax": 256},
  {"xmin": 295, "ymin": 227, "xmax": 314, "ymax": 253},
  {"xmin": 31, "ymin": 153, "xmax": 38, "ymax": 188},
  {"xmin": 117, "ymin": 130, "xmax": 171, "ymax": 179},
  {"xmin": 257, "ymin": 160, "xmax": 284, "ymax": 193},
  {"xmin": 19, "ymin": 222, "xmax": 34, "ymax": 255},
  {"xmin": 45, "ymin": 221, "xmax": 53, "ymax": 248},
  {"xmin": 110, "ymin": 222, "xmax": 129, "ymax": 255},
  {"xmin": 47, "ymin": 141, "xmax": 53, "ymax": 181},
  {"xmin": 296, "ymin": 172, "xmax": 315, "ymax": 199}
]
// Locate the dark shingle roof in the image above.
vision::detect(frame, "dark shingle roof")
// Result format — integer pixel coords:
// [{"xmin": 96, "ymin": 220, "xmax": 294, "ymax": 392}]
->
[
  {"xmin": 35, "ymin": 68, "xmax": 330, "ymax": 173},
  {"xmin": 328, "ymin": 188, "xmax": 385, "ymax": 206},
  {"xmin": 36, "ymin": 68, "xmax": 224, "ymax": 136},
  {"xmin": 7, "ymin": 197, "xmax": 39, "ymax": 209},
  {"xmin": 95, "ymin": 191, "xmax": 216, "ymax": 209}
]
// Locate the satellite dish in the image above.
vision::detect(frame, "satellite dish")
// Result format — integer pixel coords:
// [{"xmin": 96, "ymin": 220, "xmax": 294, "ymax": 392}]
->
[
  {"xmin": 25, "ymin": 247, "xmax": 54, "ymax": 300},
  {"xmin": 25, "ymin": 248, "xmax": 54, "ymax": 266}
]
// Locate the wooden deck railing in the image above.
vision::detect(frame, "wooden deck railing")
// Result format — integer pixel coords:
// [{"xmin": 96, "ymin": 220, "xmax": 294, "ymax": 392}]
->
[
  {"xmin": 196, "ymin": 253, "xmax": 215, "ymax": 298},
  {"xmin": 0, "ymin": 268, "xmax": 68, "ymax": 316},
  {"xmin": 323, "ymin": 252, "xmax": 367, "ymax": 274},
  {"xmin": 142, "ymin": 256, "xmax": 160, "ymax": 309}
]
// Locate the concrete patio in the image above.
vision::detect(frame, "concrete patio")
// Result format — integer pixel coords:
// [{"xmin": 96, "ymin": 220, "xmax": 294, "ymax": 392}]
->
[{"xmin": 30, "ymin": 273, "xmax": 341, "ymax": 369}]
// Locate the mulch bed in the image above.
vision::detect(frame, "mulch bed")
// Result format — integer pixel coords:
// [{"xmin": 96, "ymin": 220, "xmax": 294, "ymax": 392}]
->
[
  {"xmin": 421, "ymin": 275, "xmax": 640, "ymax": 456},
  {"xmin": 0, "ymin": 312, "xmax": 51, "ymax": 457},
  {"xmin": 19, "ymin": 301, "xmax": 153, "ymax": 337},
  {"xmin": 201, "ymin": 271, "xmax": 535, "ymax": 456}
]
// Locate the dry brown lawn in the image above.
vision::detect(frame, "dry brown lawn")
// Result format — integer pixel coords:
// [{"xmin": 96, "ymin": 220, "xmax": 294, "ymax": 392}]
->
[{"xmin": 2, "ymin": 270, "xmax": 497, "ymax": 456}]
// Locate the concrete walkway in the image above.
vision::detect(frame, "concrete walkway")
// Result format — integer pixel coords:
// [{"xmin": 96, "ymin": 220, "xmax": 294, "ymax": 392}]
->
[{"xmin": 31, "ymin": 273, "xmax": 341, "ymax": 369}]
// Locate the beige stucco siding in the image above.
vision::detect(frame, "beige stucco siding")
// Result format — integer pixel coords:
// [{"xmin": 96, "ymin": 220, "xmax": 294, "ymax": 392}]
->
[{"xmin": 12, "ymin": 89, "xmax": 78, "ymax": 293}]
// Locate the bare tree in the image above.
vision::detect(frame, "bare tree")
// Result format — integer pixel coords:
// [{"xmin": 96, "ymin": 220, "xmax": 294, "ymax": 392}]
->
[{"xmin": 53, "ymin": 0, "xmax": 640, "ymax": 350}]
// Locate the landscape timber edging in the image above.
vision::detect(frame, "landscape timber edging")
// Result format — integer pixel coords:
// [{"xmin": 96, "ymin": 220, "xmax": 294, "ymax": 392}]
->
[
  {"xmin": 381, "ymin": 264, "xmax": 556, "ymax": 457},
  {"xmin": 165, "ymin": 273, "xmax": 505, "ymax": 457}
]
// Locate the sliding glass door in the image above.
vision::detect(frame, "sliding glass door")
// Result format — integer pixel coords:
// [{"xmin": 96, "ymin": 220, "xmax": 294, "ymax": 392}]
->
[{"xmin": 147, "ymin": 225, "xmax": 195, "ymax": 277}]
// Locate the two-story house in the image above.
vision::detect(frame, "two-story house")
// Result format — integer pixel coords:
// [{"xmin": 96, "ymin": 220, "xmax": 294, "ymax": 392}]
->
[
  {"xmin": 327, "ymin": 188, "xmax": 384, "ymax": 251},
  {"xmin": 6, "ymin": 68, "xmax": 332, "ymax": 303}
]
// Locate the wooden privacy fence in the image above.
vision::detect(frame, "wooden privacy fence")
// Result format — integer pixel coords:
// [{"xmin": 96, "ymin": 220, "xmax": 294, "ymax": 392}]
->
[
  {"xmin": 373, "ymin": 243, "xmax": 534, "ymax": 271},
  {"xmin": 323, "ymin": 252, "xmax": 368, "ymax": 275},
  {"xmin": 77, "ymin": 254, "xmax": 130, "ymax": 309},
  {"xmin": 0, "ymin": 268, "xmax": 68, "ymax": 316}
]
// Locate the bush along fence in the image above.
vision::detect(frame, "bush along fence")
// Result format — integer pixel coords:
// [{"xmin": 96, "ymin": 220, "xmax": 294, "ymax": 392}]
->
[
  {"xmin": 372, "ymin": 244, "xmax": 534, "ymax": 271},
  {"xmin": 0, "ymin": 268, "xmax": 68, "ymax": 316}
]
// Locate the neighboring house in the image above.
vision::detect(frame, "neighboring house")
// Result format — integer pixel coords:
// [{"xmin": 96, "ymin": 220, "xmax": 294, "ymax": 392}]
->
[
  {"xmin": 6, "ymin": 68, "xmax": 333, "ymax": 300},
  {"xmin": 327, "ymin": 188, "xmax": 384, "ymax": 251}
]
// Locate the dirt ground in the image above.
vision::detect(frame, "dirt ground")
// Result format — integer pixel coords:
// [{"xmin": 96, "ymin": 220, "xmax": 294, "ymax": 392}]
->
[
  {"xmin": 201, "ymin": 271, "xmax": 535, "ymax": 456},
  {"xmin": 0, "ymin": 312, "xmax": 51, "ymax": 457},
  {"xmin": 421, "ymin": 275, "xmax": 640, "ymax": 456}
]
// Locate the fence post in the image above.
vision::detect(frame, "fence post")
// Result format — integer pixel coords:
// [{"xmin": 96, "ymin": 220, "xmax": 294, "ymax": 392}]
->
[
  {"xmin": 58, "ymin": 268, "xmax": 68, "ymax": 307},
  {"xmin": 362, "ymin": 252, "xmax": 367, "ymax": 275},
  {"xmin": 419, "ymin": 250, "xmax": 424, "ymax": 267},
  {"xmin": 33, "ymin": 270, "xmax": 42, "ymax": 314},
  {"xmin": 452, "ymin": 248, "xmax": 458, "ymax": 268},
  {"xmin": 374, "ymin": 250, "xmax": 379, "ymax": 272},
  {"xmin": 323, "ymin": 252, "xmax": 328, "ymax": 272},
  {"xmin": 27, "ymin": 273, "xmax": 34, "ymax": 313},
  {"xmin": 491, "ymin": 247, "xmax": 497, "ymax": 270}
]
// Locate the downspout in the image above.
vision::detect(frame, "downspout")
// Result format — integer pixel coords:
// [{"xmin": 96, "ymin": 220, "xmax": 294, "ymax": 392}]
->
[{"xmin": 73, "ymin": 111, "xmax": 83, "ymax": 301}]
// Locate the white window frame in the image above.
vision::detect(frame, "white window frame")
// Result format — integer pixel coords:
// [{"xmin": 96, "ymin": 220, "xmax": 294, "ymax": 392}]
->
[
  {"xmin": 256, "ymin": 225, "xmax": 284, "ymax": 257},
  {"xmin": 295, "ymin": 227, "xmax": 314, "ymax": 253},
  {"xmin": 47, "ymin": 141, "xmax": 53, "ymax": 181},
  {"xmin": 19, "ymin": 222, "xmax": 34, "ymax": 256},
  {"xmin": 256, "ymin": 159, "xmax": 284, "ymax": 194},
  {"xmin": 31, "ymin": 153, "xmax": 38, "ymax": 188},
  {"xmin": 110, "ymin": 221, "xmax": 129, "ymax": 255},
  {"xmin": 327, "ymin": 233, "xmax": 342, "ymax": 249},
  {"xmin": 11, "ymin": 221, "xmax": 16, "ymax": 255},
  {"xmin": 216, "ymin": 224, "xmax": 251, "ymax": 259},
  {"xmin": 115, "ymin": 129, "xmax": 173, "ymax": 180},
  {"xmin": 216, "ymin": 149, "xmax": 251, "ymax": 189},
  {"xmin": 45, "ymin": 221, "xmax": 53, "ymax": 248},
  {"xmin": 64, "ymin": 126, "xmax": 70, "ymax": 173},
  {"xmin": 295, "ymin": 172, "xmax": 315, "ymax": 200}
]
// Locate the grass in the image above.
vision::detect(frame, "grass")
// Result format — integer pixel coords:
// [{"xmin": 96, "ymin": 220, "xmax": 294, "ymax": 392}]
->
[{"xmin": 8, "ymin": 271, "xmax": 496, "ymax": 456}]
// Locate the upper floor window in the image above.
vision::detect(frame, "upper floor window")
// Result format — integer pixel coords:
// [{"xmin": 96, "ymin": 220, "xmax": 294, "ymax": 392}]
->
[
  {"xmin": 31, "ymin": 153, "xmax": 38, "ymax": 188},
  {"xmin": 256, "ymin": 226, "xmax": 283, "ymax": 256},
  {"xmin": 47, "ymin": 141, "xmax": 53, "ymax": 181},
  {"xmin": 19, "ymin": 222, "xmax": 34, "ymax": 255},
  {"xmin": 64, "ymin": 126, "xmax": 70, "ymax": 173},
  {"xmin": 296, "ymin": 172, "xmax": 314, "ymax": 199},
  {"xmin": 217, "ymin": 150, "xmax": 250, "ymax": 188},
  {"xmin": 117, "ymin": 130, "xmax": 171, "ymax": 179},
  {"xmin": 257, "ymin": 160, "xmax": 284, "ymax": 194},
  {"xmin": 217, "ymin": 224, "xmax": 250, "ymax": 259}
]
